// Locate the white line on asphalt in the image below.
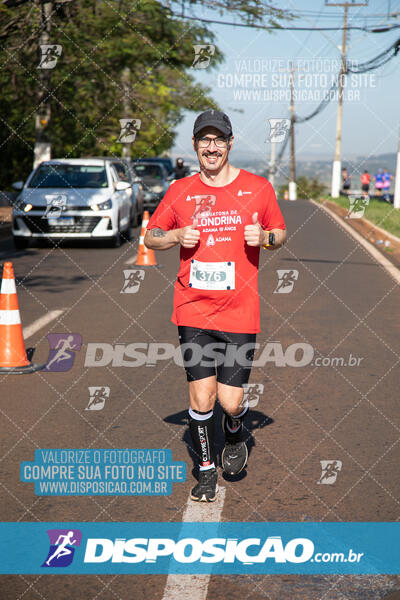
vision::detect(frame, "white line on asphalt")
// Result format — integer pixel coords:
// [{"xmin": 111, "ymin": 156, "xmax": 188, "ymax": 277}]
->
[
  {"xmin": 124, "ymin": 253, "xmax": 138, "ymax": 265},
  {"xmin": 311, "ymin": 200, "xmax": 400, "ymax": 285},
  {"xmin": 161, "ymin": 487, "xmax": 226, "ymax": 600},
  {"xmin": 23, "ymin": 309, "xmax": 65, "ymax": 340}
]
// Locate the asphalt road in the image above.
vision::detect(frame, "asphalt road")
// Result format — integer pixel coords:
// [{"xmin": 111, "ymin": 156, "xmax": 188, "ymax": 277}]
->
[{"xmin": 0, "ymin": 199, "xmax": 399, "ymax": 599}]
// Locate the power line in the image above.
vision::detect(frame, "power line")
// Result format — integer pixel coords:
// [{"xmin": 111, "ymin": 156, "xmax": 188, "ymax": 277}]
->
[{"xmin": 169, "ymin": 12, "xmax": 400, "ymax": 32}]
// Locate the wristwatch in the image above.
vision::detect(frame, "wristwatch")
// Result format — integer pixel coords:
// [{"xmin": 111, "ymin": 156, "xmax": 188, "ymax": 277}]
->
[{"xmin": 262, "ymin": 232, "xmax": 275, "ymax": 249}]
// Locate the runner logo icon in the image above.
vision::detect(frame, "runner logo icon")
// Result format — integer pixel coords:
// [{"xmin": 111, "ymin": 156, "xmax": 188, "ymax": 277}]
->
[
  {"xmin": 38, "ymin": 44, "xmax": 62, "ymax": 69},
  {"xmin": 274, "ymin": 270, "xmax": 299, "ymax": 293},
  {"xmin": 117, "ymin": 118, "xmax": 141, "ymax": 143},
  {"xmin": 120, "ymin": 269, "xmax": 145, "ymax": 294},
  {"xmin": 317, "ymin": 460, "xmax": 342, "ymax": 485},
  {"xmin": 42, "ymin": 194, "xmax": 67, "ymax": 219},
  {"xmin": 42, "ymin": 529, "xmax": 82, "ymax": 567},
  {"xmin": 86, "ymin": 386, "xmax": 110, "ymax": 411},
  {"xmin": 242, "ymin": 383, "xmax": 264, "ymax": 408},
  {"xmin": 191, "ymin": 44, "xmax": 215, "ymax": 69},
  {"xmin": 44, "ymin": 333, "xmax": 82, "ymax": 372},
  {"xmin": 189, "ymin": 194, "xmax": 217, "ymax": 219},
  {"xmin": 268, "ymin": 118, "xmax": 290, "ymax": 143}
]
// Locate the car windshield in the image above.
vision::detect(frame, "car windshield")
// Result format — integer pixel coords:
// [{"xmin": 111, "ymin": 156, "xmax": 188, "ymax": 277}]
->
[
  {"xmin": 133, "ymin": 164, "xmax": 163, "ymax": 179},
  {"xmin": 28, "ymin": 164, "xmax": 108, "ymax": 189}
]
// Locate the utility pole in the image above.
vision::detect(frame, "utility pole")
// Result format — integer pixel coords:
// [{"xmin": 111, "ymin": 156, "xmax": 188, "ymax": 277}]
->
[
  {"xmin": 394, "ymin": 125, "xmax": 400, "ymax": 209},
  {"xmin": 34, "ymin": 1, "xmax": 53, "ymax": 168},
  {"xmin": 121, "ymin": 67, "xmax": 132, "ymax": 159},
  {"xmin": 326, "ymin": 0, "xmax": 368, "ymax": 198},
  {"xmin": 289, "ymin": 61, "xmax": 296, "ymax": 201}
]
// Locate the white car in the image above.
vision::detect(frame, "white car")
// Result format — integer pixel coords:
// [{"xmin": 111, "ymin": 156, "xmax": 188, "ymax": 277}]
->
[{"xmin": 12, "ymin": 158, "xmax": 133, "ymax": 248}]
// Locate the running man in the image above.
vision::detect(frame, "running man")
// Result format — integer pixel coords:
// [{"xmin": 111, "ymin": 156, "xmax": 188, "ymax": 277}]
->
[
  {"xmin": 360, "ymin": 170, "xmax": 371, "ymax": 198},
  {"xmin": 45, "ymin": 335, "xmax": 77, "ymax": 371},
  {"xmin": 45, "ymin": 531, "xmax": 77, "ymax": 566},
  {"xmin": 144, "ymin": 110, "xmax": 286, "ymax": 502}
]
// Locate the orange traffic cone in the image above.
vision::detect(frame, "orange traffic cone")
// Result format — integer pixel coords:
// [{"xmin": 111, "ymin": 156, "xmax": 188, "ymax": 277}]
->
[
  {"xmin": 0, "ymin": 262, "xmax": 44, "ymax": 373},
  {"xmin": 136, "ymin": 210, "xmax": 158, "ymax": 267}
]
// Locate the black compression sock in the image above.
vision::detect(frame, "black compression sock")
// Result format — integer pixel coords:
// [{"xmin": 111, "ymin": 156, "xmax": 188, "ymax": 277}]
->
[
  {"xmin": 223, "ymin": 403, "xmax": 249, "ymax": 437},
  {"xmin": 188, "ymin": 408, "xmax": 216, "ymax": 470}
]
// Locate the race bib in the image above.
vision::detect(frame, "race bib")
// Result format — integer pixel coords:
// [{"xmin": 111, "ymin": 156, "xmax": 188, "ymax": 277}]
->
[{"xmin": 189, "ymin": 259, "xmax": 235, "ymax": 290}]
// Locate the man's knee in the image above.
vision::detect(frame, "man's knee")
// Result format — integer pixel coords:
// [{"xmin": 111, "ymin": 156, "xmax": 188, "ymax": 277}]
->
[
  {"xmin": 189, "ymin": 382, "xmax": 216, "ymax": 411},
  {"xmin": 217, "ymin": 385, "xmax": 244, "ymax": 415}
]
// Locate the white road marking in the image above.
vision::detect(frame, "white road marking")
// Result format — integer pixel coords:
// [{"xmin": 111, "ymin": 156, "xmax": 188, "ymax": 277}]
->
[
  {"xmin": 161, "ymin": 486, "xmax": 226, "ymax": 600},
  {"xmin": 23, "ymin": 309, "xmax": 65, "ymax": 340},
  {"xmin": 311, "ymin": 200, "xmax": 400, "ymax": 285},
  {"xmin": 124, "ymin": 253, "xmax": 138, "ymax": 265}
]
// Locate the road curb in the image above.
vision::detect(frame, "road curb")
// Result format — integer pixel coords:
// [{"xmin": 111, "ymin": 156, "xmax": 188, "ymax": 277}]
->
[{"xmin": 310, "ymin": 199, "xmax": 400, "ymax": 285}]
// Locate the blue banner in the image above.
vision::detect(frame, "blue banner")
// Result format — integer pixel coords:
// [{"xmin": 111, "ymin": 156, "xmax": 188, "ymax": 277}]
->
[
  {"xmin": 20, "ymin": 449, "xmax": 186, "ymax": 496},
  {"xmin": 0, "ymin": 522, "xmax": 398, "ymax": 574}
]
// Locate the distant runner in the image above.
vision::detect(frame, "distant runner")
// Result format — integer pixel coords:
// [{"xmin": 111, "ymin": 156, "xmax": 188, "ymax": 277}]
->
[
  {"xmin": 374, "ymin": 168, "xmax": 384, "ymax": 198},
  {"xmin": 144, "ymin": 110, "xmax": 286, "ymax": 502},
  {"xmin": 341, "ymin": 167, "xmax": 351, "ymax": 196},
  {"xmin": 382, "ymin": 168, "xmax": 393, "ymax": 203},
  {"xmin": 360, "ymin": 170, "xmax": 371, "ymax": 198}
]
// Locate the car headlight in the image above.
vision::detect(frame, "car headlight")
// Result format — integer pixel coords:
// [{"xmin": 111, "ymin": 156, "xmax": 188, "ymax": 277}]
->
[
  {"xmin": 14, "ymin": 198, "xmax": 33, "ymax": 212},
  {"xmin": 91, "ymin": 199, "xmax": 112, "ymax": 211},
  {"xmin": 151, "ymin": 185, "xmax": 163, "ymax": 193}
]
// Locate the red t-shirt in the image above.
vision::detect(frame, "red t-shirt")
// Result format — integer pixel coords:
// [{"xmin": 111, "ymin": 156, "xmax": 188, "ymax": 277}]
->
[
  {"xmin": 146, "ymin": 169, "xmax": 286, "ymax": 333},
  {"xmin": 361, "ymin": 173, "xmax": 371, "ymax": 185}
]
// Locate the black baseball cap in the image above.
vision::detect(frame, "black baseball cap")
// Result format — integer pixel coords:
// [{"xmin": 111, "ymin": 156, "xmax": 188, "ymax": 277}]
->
[{"xmin": 193, "ymin": 109, "xmax": 232, "ymax": 137}]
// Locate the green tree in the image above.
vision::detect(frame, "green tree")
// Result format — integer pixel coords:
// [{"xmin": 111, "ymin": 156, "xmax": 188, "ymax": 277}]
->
[{"xmin": 0, "ymin": 0, "xmax": 290, "ymax": 188}]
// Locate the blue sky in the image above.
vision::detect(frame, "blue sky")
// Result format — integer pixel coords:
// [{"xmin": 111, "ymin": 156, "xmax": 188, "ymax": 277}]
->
[{"xmin": 171, "ymin": 0, "xmax": 400, "ymax": 165}]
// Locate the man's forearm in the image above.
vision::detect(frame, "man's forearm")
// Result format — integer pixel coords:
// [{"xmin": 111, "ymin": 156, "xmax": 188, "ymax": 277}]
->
[
  {"xmin": 144, "ymin": 228, "xmax": 179, "ymax": 250},
  {"xmin": 262, "ymin": 228, "xmax": 286, "ymax": 250}
]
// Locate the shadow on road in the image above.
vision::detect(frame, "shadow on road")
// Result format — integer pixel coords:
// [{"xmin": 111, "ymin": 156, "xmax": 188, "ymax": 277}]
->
[
  {"xmin": 164, "ymin": 405, "xmax": 274, "ymax": 480},
  {"xmin": 282, "ymin": 257, "xmax": 378, "ymax": 266}
]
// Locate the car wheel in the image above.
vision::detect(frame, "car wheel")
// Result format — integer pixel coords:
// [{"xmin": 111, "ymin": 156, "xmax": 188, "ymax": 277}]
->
[
  {"xmin": 13, "ymin": 236, "xmax": 30, "ymax": 250},
  {"xmin": 110, "ymin": 214, "xmax": 122, "ymax": 248},
  {"xmin": 131, "ymin": 205, "xmax": 139, "ymax": 228},
  {"xmin": 122, "ymin": 215, "xmax": 132, "ymax": 243}
]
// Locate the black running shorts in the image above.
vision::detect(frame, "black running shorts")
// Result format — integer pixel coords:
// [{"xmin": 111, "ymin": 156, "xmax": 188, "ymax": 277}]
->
[{"xmin": 178, "ymin": 326, "xmax": 257, "ymax": 388}]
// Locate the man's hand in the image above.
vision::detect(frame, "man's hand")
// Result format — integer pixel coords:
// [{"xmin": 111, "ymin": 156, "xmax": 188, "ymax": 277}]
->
[
  {"xmin": 176, "ymin": 218, "xmax": 201, "ymax": 248},
  {"xmin": 244, "ymin": 212, "xmax": 265, "ymax": 247}
]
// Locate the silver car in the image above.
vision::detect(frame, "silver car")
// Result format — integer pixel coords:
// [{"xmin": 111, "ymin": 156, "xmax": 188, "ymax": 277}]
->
[{"xmin": 12, "ymin": 158, "xmax": 133, "ymax": 248}]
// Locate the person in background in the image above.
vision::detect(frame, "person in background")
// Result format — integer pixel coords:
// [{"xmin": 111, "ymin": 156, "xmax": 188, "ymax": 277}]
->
[
  {"xmin": 382, "ymin": 168, "xmax": 393, "ymax": 203},
  {"xmin": 174, "ymin": 157, "xmax": 189, "ymax": 180},
  {"xmin": 341, "ymin": 167, "xmax": 351, "ymax": 196},
  {"xmin": 360, "ymin": 170, "xmax": 371, "ymax": 198},
  {"xmin": 374, "ymin": 168, "xmax": 384, "ymax": 199}
]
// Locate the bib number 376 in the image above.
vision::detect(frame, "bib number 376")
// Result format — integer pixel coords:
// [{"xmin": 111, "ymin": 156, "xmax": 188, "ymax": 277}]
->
[{"xmin": 189, "ymin": 259, "xmax": 235, "ymax": 290}]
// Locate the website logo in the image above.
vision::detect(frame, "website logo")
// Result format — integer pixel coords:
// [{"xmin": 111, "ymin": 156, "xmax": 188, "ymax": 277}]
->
[
  {"xmin": 268, "ymin": 118, "xmax": 290, "ymax": 143},
  {"xmin": 86, "ymin": 386, "xmax": 110, "ymax": 411},
  {"xmin": 117, "ymin": 118, "xmax": 141, "ymax": 143},
  {"xmin": 191, "ymin": 44, "xmax": 215, "ymax": 69},
  {"xmin": 120, "ymin": 269, "xmax": 145, "ymax": 294},
  {"xmin": 274, "ymin": 269, "xmax": 299, "ymax": 293},
  {"xmin": 38, "ymin": 44, "xmax": 62, "ymax": 69},
  {"xmin": 317, "ymin": 460, "xmax": 342, "ymax": 485},
  {"xmin": 44, "ymin": 333, "xmax": 82, "ymax": 372},
  {"xmin": 42, "ymin": 529, "xmax": 82, "ymax": 567}
]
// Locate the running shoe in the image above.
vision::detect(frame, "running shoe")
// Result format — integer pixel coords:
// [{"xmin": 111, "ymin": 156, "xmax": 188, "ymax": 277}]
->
[
  {"xmin": 222, "ymin": 414, "xmax": 248, "ymax": 475},
  {"xmin": 190, "ymin": 467, "xmax": 218, "ymax": 502}
]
